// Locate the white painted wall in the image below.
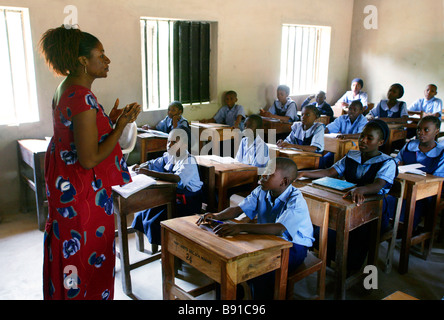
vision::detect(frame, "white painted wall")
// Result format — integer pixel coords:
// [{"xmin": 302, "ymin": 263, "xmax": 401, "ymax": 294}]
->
[
  {"xmin": 348, "ymin": 0, "xmax": 444, "ymax": 106},
  {"xmin": 0, "ymin": 0, "xmax": 354, "ymax": 214}
]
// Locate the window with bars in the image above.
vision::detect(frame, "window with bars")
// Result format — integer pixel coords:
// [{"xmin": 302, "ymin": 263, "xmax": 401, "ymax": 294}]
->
[
  {"xmin": 280, "ymin": 24, "xmax": 331, "ymax": 96},
  {"xmin": 141, "ymin": 18, "xmax": 211, "ymax": 110},
  {"xmin": 0, "ymin": 6, "xmax": 39, "ymax": 126}
]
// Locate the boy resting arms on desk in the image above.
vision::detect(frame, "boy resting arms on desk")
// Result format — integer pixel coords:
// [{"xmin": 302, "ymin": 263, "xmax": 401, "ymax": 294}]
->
[{"xmin": 197, "ymin": 157, "xmax": 314, "ymax": 299}]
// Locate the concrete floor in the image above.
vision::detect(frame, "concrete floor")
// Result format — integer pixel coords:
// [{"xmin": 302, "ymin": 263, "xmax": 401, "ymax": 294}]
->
[{"xmin": 1, "ymin": 210, "xmax": 443, "ymax": 300}]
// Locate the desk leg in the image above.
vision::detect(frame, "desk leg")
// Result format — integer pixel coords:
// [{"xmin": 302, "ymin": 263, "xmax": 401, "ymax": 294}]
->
[
  {"xmin": 140, "ymin": 139, "xmax": 147, "ymax": 163},
  {"xmin": 115, "ymin": 210, "xmax": 132, "ymax": 295},
  {"xmin": 161, "ymin": 227, "xmax": 175, "ymax": 299},
  {"xmin": 335, "ymin": 212, "xmax": 349, "ymax": 300},
  {"xmin": 220, "ymin": 263, "xmax": 236, "ymax": 300},
  {"xmin": 274, "ymin": 247, "xmax": 289, "ymax": 300},
  {"xmin": 399, "ymin": 185, "xmax": 417, "ymax": 274},
  {"xmin": 33, "ymin": 153, "xmax": 47, "ymax": 231}
]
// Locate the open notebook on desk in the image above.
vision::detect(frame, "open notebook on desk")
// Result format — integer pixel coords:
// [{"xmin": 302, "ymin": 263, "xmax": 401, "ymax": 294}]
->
[
  {"xmin": 398, "ymin": 163, "xmax": 427, "ymax": 176},
  {"xmin": 112, "ymin": 165, "xmax": 157, "ymax": 198},
  {"xmin": 137, "ymin": 128, "xmax": 169, "ymax": 138}
]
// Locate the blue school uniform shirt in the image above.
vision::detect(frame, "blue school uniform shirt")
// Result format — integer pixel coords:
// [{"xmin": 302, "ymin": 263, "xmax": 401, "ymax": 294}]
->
[
  {"xmin": 213, "ymin": 104, "xmax": 246, "ymax": 128},
  {"xmin": 139, "ymin": 151, "xmax": 203, "ymax": 192},
  {"xmin": 369, "ymin": 100, "xmax": 408, "ymax": 118},
  {"xmin": 268, "ymin": 98, "xmax": 298, "ymax": 122},
  {"xmin": 333, "ymin": 150, "xmax": 397, "ymax": 195},
  {"xmin": 284, "ymin": 122, "xmax": 324, "ymax": 152},
  {"xmin": 408, "ymin": 97, "xmax": 443, "ymax": 117},
  {"xmin": 156, "ymin": 115, "xmax": 190, "ymax": 133},
  {"xmin": 235, "ymin": 135, "xmax": 270, "ymax": 168},
  {"xmin": 326, "ymin": 114, "xmax": 368, "ymax": 135},
  {"xmin": 396, "ymin": 140, "xmax": 444, "ymax": 177},
  {"xmin": 301, "ymin": 98, "xmax": 334, "ymax": 118},
  {"xmin": 239, "ymin": 185, "xmax": 314, "ymax": 247},
  {"xmin": 337, "ymin": 91, "xmax": 368, "ymax": 108}
]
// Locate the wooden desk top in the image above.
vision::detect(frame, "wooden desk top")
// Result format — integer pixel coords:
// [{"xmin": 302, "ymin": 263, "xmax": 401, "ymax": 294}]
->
[
  {"xmin": 397, "ymin": 172, "xmax": 444, "ymax": 184},
  {"xmin": 383, "ymin": 291, "xmax": 418, "ymax": 300},
  {"xmin": 161, "ymin": 215, "xmax": 292, "ymax": 262},
  {"xmin": 300, "ymin": 184, "xmax": 382, "ymax": 206},
  {"xmin": 190, "ymin": 122, "xmax": 231, "ymax": 129},
  {"xmin": 267, "ymin": 144, "xmax": 322, "ymax": 158},
  {"xmin": 195, "ymin": 155, "xmax": 257, "ymax": 173}
]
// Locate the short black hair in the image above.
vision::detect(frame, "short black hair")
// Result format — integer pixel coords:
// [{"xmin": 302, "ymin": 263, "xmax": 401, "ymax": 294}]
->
[
  {"xmin": 169, "ymin": 101, "xmax": 184, "ymax": 113},
  {"xmin": 419, "ymin": 115, "xmax": 441, "ymax": 130},
  {"xmin": 391, "ymin": 83, "xmax": 404, "ymax": 98},
  {"xmin": 225, "ymin": 90, "xmax": 237, "ymax": 98},
  {"xmin": 275, "ymin": 157, "xmax": 298, "ymax": 182},
  {"xmin": 302, "ymin": 104, "xmax": 320, "ymax": 118},
  {"xmin": 246, "ymin": 114, "xmax": 263, "ymax": 129},
  {"xmin": 350, "ymin": 100, "xmax": 364, "ymax": 110}
]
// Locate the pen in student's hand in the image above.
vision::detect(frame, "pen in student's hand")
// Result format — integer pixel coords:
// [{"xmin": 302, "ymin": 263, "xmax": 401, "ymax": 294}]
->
[{"xmin": 207, "ymin": 218, "xmax": 224, "ymax": 224}]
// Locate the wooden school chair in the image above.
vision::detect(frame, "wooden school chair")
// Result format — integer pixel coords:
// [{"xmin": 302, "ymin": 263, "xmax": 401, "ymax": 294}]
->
[
  {"xmin": 286, "ymin": 197, "xmax": 329, "ymax": 300},
  {"xmin": 379, "ymin": 179, "xmax": 406, "ymax": 273},
  {"xmin": 197, "ymin": 163, "xmax": 216, "ymax": 213}
]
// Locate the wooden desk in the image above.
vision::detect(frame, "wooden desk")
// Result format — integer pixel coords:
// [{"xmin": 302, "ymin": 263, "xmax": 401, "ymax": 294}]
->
[
  {"xmin": 161, "ymin": 215, "xmax": 293, "ymax": 300},
  {"xmin": 383, "ymin": 290, "xmax": 418, "ymax": 300},
  {"xmin": 190, "ymin": 122, "xmax": 238, "ymax": 155},
  {"xmin": 267, "ymin": 144, "xmax": 322, "ymax": 170},
  {"xmin": 395, "ymin": 173, "xmax": 444, "ymax": 274},
  {"xmin": 113, "ymin": 180, "xmax": 177, "ymax": 295},
  {"xmin": 137, "ymin": 131, "xmax": 168, "ymax": 163},
  {"xmin": 195, "ymin": 155, "xmax": 258, "ymax": 211},
  {"xmin": 17, "ymin": 139, "xmax": 50, "ymax": 231},
  {"xmin": 324, "ymin": 134, "xmax": 359, "ymax": 162},
  {"xmin": 299, "ymin": 185, "xmax": 383, "ymax": 299},
  {"xmin": 383, "ymin": 123, "xmax": 407, "ymax": 154},
  {"xmin": 261, "ymin": 117, "xmax": 292, "ymax": 135}
]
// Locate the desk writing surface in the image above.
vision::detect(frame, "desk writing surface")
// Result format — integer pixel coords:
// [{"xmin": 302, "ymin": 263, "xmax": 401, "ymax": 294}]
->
[
  {"xmin": 161, "ymin": 215, "xmax": 292, "ymax": 262},
  {"xmin": 195, "ymin": 155, "xmax": 257, "ymax": 173}
]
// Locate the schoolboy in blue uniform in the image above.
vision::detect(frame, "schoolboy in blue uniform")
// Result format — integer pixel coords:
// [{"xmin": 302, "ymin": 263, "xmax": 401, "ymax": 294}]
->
[
  {"xmin": 277, "ymin": 104, "xmax": 324, "ymax": 153},
  {"xmin": 197, "ymin": 157, "xmax": 314, "ymax": 300},
  {"xmin": 201, "ymin": 90, "xmax": 246, "ymax": 129},
  {"xmin": 132, "ymin": 129, "xmax": 203, "ymax": 245},
  {"xmin": 260, "ymin": 84, "xmax": 298, "ymax": 122},
  {"xmin": 301, "ymin": 90, "xmax": 334, "ymax": 120},
  {"xmin": 235, "ymin": 114, "xmax": 270, "ymax": 169},
  {"xmin": 385, "ymin": 116, "xmax": 444, "ymax": 232},
  {"xmin": 409, "ymin": 84, "xmax": 443, "ymax": 118},
  {"xmin": 298, "ymin": 119, "xmax": 398, "ymax": 272},
  {"xmin": 367, "ymin": 83, "xmax": 408, "ymax": 120}
]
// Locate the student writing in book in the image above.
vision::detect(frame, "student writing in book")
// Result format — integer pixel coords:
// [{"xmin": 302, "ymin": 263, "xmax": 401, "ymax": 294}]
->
[
  {"xmin": 367, "ymin": 83, "xmax": 408, "ymax": 122},
  {"xmin": 197, "ymin": 157, "xmax": 314, "ymax": 300},
  {"xmin": 298, "ymin": 119, "xmax": 398, "ymax": 272},
  {"xmin": 321, "ymin": 100, "xmax": 368, "ymax": 168},
  {"xmin": 301, "ymin": 90, "xmax": 334, "ymax": 120},
  {"xmin": 235, "ymin": 114, "xmax": 270, "ymax": 168},
  {"xmin": 200, "ymin": 90, "xmax": 246, "ymax": 129},
  {"xmin": 335, "ymin": 78, "xmax": 368, "ymax": 110},
  {"xmin": 131, "ymin": 129, "xmax": 203, "ymax": 246},
  {"xmin": 259, "ymin": 84, "xmax": 298, "ymax": 122},
  {"xmin": 276, "ymin": 104, "xmax": 324, "ymax": 153},
  {"xmin": 384, "ymin": 116, "xmax": 444, "ymax": 232}
]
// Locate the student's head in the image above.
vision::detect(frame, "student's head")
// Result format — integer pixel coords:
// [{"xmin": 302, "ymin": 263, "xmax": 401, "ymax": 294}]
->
[
  {"xmin": 245, "ymin": 114, "xmax": 263, "ymax": 133},
  {"xmin": 277, "ymin": 85, "xmax": 290, "ymax": 104},
  {"xmin": 351, "ymin": 78, "xmax": 364, "ymax": 94},
  {"xmin": 347, "ymin": 100, "xmax": 364, "ymax": 122},
  {"xmin": 315, "ymin": 91, "xmax": 326, "ymax": 105},
  {"xmin": 167, "ymin": 128, "xmax": 188, "ymax": 157},
  {"xmin": 359, "ymin": 119, "xmax": 389, "ymax": 153},
  {"xmin": 259, "ymin": 157, "xmax": 298, "ymax": 192},
  {"xmin": 167, "ymin": 101, "xmax": 184, "ymax": 119},
  {"xmin": 301, "ymin": 105, "xmax": 320, "ymax": 128},
  {"xmin": 424, "ymin": 84, "xmax": 438, "ymax": 100},
  {"xmin": 39, "ymin": 26, "xmax": 109, "ymax": 77},
  {"xmin": 417, "ymin": 115, "xmax": 441, "ymax": 144},
  {"xmin": 224, "ymin": 91, "xmax": 238, "ymax": 108},
  {"xmin": 387, "ymin": 83, "xmax": 404, "ymax": 100}
]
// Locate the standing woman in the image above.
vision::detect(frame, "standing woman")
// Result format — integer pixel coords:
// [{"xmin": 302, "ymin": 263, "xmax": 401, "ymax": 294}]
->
[{"xmin": 39, "ymin": 26, "xmax": 141, "ymax": 300}]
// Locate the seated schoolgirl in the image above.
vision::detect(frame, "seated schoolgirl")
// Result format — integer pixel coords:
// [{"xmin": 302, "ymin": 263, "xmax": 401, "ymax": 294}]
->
[
  {"xmin": 298, "ymin": 119, "xmax": 398, "ymax": 272},
  {"xmin": 367, "ymin": 83, "xmax": 408, "ymax": 122},
  {"xmin": 276, "ymin": 105, "xmax": 324, "ymax": 154}
]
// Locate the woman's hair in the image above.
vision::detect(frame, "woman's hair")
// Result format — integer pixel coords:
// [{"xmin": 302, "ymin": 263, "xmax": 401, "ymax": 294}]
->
[
  {"xmin": 419, "ymin": 115, "xmax": 441, "ymax": 130},
  {"xmin": 302, "ymin": 104, "xmax": 320, "ymax": 118},
  {"xmin": 39, "ymin": 25, "xmax": 99, "ymax": 76}
]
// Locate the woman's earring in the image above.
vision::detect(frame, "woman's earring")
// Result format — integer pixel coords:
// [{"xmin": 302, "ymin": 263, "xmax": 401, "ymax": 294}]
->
[{"xmin": 84, "ymin": 65, "xmax": 88, "ymax": 74}]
